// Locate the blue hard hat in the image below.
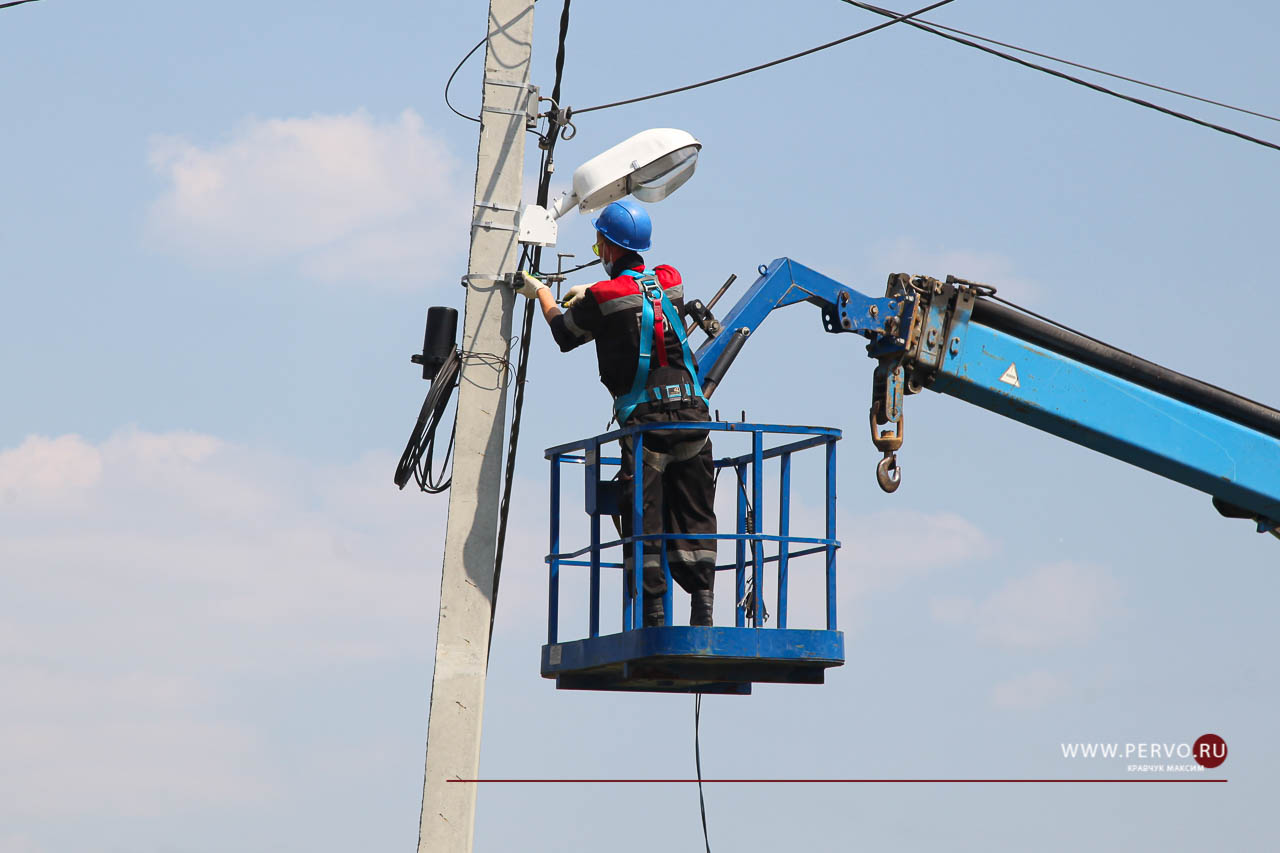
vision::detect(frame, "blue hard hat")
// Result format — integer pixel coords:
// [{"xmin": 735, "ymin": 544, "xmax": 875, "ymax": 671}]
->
[{"xmin": 591, "ymin": 199, "xmax": 652, "ymax": 252}]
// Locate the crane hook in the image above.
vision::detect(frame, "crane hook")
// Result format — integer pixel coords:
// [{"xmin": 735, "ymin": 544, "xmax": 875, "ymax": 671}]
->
[{"xmin": 876, "ymin": 452, "xmax": 901, "ymax": 493}]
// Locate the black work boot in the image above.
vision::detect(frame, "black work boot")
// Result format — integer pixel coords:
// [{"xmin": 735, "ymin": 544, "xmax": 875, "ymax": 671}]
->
[
  {"xmin": 643, "ymin": 598, "xmax": 665, "ymax": 627},
  {"xmin": 690, "ymin": 589, "xmax": 714, "ymax": 627}
]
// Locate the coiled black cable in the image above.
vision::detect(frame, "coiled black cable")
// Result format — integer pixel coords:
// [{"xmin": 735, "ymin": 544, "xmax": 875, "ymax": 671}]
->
[{"xmin": 394, "ymin": 347, "xmax": 462, "ymax": 493}]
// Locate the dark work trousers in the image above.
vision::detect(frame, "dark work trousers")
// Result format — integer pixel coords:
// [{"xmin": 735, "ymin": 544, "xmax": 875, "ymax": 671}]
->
[{"xmin": 618, "ymin": 412, "xmax": 718, "ymax": 603}]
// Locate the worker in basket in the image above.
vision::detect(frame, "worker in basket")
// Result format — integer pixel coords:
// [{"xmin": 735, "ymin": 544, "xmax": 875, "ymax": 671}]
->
[{"xmin": 516, "ymin": 199, "xmax": 717, "ymax": 627}]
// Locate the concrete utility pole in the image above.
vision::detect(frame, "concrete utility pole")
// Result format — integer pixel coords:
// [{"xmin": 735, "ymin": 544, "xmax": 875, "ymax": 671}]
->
[{"xmin": 417, "ymin": 2, "xmax": 535, "ymax": 851}]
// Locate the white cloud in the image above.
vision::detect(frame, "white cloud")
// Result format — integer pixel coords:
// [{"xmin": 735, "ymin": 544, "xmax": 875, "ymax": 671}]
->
[
  {"xmin": 932, "ymin": 561, "xmax": 1122, "ymax": 648},
  {"xmin": 991, "ymin": 670, "xmax": 1070, "ymax": 710},
  {"xmin": 146, "ymin": 109, "xmax": 470, "ymax": 285},
  {"xmin": 843, "ymin": 509, "xmax": 994, "ymax": 597},
  {"xmin": 0, "ymin": 428, "xmax": 547, "ymax": 818},
  {"xmin": 0, "ymin": 434, "xmax": 102, "ymax": 507},
  {"xmin": 870, "ymin": 237, "xmax": 1038, "ymax": 300},
  {"xmin": 739, "ymin": 503, "xmax": 993, "ymax": 630}
]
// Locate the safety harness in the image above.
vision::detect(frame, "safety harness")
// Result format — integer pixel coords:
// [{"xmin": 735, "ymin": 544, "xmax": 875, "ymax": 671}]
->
[{"xmin": 613, "ymin": 269, "xmax": 708, "ymax": 423}]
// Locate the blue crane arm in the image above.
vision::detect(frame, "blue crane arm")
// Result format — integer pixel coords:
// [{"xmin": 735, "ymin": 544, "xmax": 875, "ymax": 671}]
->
[
  {"xmin": 690, "ymin": 257, "xmax": 1280, "ymax": 535},
  {"xmin": 692, "ymin": 257, "xmax": 904, "ymax": 385}
]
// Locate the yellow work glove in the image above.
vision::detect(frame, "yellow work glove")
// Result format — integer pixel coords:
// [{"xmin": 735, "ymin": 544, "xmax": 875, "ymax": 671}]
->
[
  {"xmin": 516, "ymin": 271, "xmax": 548, "ymax": 299},
  {"xmin": 561, "ymin": 284, "xmax": 590, "ymax": 308}
]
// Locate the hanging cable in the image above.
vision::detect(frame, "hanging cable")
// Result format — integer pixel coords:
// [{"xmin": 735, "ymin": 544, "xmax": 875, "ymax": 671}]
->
[
  {"xmin": 444, "ymin": 0, "xmax": 548, "ymax": 139},
  {"xmin": 572, "ymin": 0, "xmax": 954, "ymax": 115},
  {"xmin": 443, "ymin": 36, "xmax": 485, "ymax": 124},
  {"xmin": 394, "ymin": 343, "xmax": 516, "ymax": 493},
  {"xmin": 854, "ymin": 2, "xmax": 1280, "ymax": 124},
  {"xmin": 841, "ymin": 1, "xmax": 1280, "ymax": 153},
  {"xmin": 1, "ymin": 0, "xmax": 44, "ymax": 10},
  {"xmin": 553, "ymin": 257, "xmax": 602, "ymax": 278},
  {"xmin": 695, "ymin": 694, "xmax": 712, "ymax": 853}
]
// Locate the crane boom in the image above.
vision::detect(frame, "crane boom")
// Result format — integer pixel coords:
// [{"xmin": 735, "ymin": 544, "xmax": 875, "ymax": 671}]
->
[{"xmin": 693, "ymin": 257, "xmax": 1280, "ymax": 536}]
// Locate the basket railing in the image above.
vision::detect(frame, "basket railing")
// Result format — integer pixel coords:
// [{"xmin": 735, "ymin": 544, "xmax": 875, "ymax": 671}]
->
[{"xmin": 544, "ymin": 422, "xmax": 841, "ymax": 644}]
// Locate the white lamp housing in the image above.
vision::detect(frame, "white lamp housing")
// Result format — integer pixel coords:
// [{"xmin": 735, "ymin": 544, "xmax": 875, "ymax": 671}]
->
[{"xmin": 549, "ymin": 128, "xmax": 702, "ymax": 219}]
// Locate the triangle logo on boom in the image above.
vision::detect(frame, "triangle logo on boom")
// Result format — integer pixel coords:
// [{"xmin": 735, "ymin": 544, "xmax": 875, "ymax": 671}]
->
[{"xmin": 999, "ymin": 363, "xmax": 1021, "ymax": 387}]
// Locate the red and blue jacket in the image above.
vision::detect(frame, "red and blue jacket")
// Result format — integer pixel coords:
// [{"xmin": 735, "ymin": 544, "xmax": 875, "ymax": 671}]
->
[{"xmin": 550, "ymin": 252, "xmax": 709, "ymax": 422}]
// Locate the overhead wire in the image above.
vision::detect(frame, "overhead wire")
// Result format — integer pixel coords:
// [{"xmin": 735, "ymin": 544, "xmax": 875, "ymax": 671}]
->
[
  {"xmin": 840, "ymin": 1, "xmax": 1280, "ymax": 153},
  {"xmin": 853, "ymin": 2, "xmax": 1280, "ymax": 124},
  {"xmin": 1, "ymin": 0, "xmax": 44, "ymax": 10},
  {"xmin": 572, "ymin": 0, "xmax": 956, "ymax": 115}
]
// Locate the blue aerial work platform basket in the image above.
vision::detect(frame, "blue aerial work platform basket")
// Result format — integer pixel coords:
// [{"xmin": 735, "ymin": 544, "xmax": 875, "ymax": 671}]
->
[{"xmin": 541, "ymin": 421, "xmax": 844, "ymax": 695}]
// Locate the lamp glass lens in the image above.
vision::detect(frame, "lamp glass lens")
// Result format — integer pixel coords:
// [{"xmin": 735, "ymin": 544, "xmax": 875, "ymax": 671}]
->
[{"xmin": 629, "ymin": 147, "xmax": 699, "ymax": 203}]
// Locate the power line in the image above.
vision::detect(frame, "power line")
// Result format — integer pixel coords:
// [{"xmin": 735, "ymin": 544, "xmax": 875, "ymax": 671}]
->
[
  {"xmin": 1, "ymin": 0, "xmax": 44, "ymax": 10},
  {"xmin": 841, "ymin": 1, "xmax": 1280, "ymax": 153},
  {"xmin": 854, "ymin": 2, "xmax": 1280, "ymax": 124},
  {"xmin": 572, "ymin": 0, "xmax": 956, "ymax": 115}
]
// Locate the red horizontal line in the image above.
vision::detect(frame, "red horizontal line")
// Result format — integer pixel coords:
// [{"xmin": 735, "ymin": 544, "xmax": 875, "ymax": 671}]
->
[{"xmin": 448, "ymin": 778, "xmax": 1226, "ymax": 784}]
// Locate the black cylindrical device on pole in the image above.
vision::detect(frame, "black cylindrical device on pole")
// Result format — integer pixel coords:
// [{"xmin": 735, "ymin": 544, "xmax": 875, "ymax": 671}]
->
[{"xmin": 417, "ymin": 306, "xmax": 458, "ymax": 381}]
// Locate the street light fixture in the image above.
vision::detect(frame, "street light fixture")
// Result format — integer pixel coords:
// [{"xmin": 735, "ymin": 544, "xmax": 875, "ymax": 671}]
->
[{"xmin": 519, "ymin": 127, "xmax": 702, "ymax": 246}]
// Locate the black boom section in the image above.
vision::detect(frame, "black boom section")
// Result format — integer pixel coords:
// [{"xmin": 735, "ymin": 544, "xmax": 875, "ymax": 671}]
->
[{"xmin": 971, "ymin": 298, "xmax": 1280, "ymax": 441}]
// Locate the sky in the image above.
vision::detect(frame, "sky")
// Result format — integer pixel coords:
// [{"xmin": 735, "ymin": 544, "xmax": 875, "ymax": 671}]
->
[{"xmin": 2, "ymin": 1, "xmax": 1278, "ymax": 850}]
